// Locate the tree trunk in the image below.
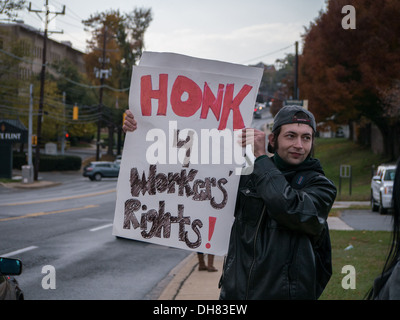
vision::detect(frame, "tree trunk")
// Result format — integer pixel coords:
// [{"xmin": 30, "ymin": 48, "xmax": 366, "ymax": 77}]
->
[{"xmin": 376, "ymin": 121, "xmax": 395, "ymax": 161}]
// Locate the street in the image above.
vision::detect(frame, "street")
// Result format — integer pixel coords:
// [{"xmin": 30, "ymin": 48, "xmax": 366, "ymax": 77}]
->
[
  {"xmin": 0, "ymin": 173, "xmax": 190, "ymax": 300},
  {"xmin": 0, "ymin": 108, "xmax": 271, "ymax": 300},
  {"xmin": 251, "ymin": 106, "xmax": 273, "ymax": 131}
]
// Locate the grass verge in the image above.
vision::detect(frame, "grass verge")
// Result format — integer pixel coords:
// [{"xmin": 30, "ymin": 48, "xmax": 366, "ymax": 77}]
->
[{"xmin": 319, "ymin": 229, "xmax": 392, "ymax": 300}]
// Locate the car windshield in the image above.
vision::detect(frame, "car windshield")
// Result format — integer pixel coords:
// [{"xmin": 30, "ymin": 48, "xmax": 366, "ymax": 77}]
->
[{"xmin": 384, "ymin": 169, "xmax": 396, "ymax": 181}]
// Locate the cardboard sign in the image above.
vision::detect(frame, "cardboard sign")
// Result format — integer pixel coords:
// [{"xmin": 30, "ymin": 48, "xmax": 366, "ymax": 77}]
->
[{"xmin": 113, "ymin": 52, "xmax": 263, "ymax": 255}]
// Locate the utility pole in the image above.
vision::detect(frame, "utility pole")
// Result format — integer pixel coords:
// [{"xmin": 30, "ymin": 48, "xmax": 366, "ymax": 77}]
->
[
  {"xmin": 294, "ymin": 41, "xmax": 299, "ymax": 100},
  {"xmin": 61, "ymin": 91, "xmax": 66, "ymax": 155},
  {"xmin": 95, "ymin": 25, "xmax": 111, "ymax": 161},
  {"xmin": 28, "ymin": 84, "xmax": 33, "ymax": 168},
  {"xmin": 28, "ymin": 1, "xmax": 65, "ymax": 180}
]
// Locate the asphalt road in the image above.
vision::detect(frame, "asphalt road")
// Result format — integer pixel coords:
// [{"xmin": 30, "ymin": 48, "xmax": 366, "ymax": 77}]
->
[
  {"xmin": 251, "ymin": 106, "xmax": 273, "ymax": 131},
  {"xmin": 0, "ymin": 173, "xmax": 190, "ymax": 300},
  {"xmin": 339, "ymin": 209, "xmax": 393, "ymax": 231}
]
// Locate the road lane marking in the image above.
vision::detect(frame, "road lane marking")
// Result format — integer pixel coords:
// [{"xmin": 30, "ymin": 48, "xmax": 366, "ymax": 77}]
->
[
  {"xmin": 0, "ymin": 204, "xmax": 99, "ymax": 222},
  {"xmin": 1, "ymin": 189, "xmax": 116, "ymax": 206},
  {"xmin": 1, "ymin": 246, "xmax": 38, "ymax": 258},
  {"xmin": 90, "ymin": 223, "xmax": 113, "ymax": 232}
]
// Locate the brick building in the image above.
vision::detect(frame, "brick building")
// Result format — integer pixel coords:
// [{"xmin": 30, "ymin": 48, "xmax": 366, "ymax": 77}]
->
[{"xmin": 0, "ymin": 22, "xmax": 85, "ymax": 79}]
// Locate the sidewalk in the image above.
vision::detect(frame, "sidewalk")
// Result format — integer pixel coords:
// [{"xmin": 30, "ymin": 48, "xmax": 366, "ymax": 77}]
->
[
  {"xmin": 158, "ymin": 252, "xmax": 224, "ymax": 300},
  {"xmin": 157, "ymin": 202, "xmax": 363, "ymax": 300},
  {"xmin": 0, "ymin": 179, "xmax": 61, "ymax": 189},
  {"xmin": 0, "ymin": 170, "xmax": 72, "ymax": 189}
]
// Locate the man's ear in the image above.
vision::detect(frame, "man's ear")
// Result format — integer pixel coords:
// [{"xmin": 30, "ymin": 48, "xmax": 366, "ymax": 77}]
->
[
  {"xmin": 268, "ymin": 133, "xmax": 275, "ymax": 148},
  {"xmin": 267, "ymin": 133, "xmax": 275, "ymax": 154}
]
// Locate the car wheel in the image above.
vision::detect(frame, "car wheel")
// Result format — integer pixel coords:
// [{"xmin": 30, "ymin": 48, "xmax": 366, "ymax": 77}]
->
[
  {"xmin": 94, "ymin": 173, "xmax": 102, "ymax": 181},
  {"xmin": 379, "ymin": 194, "xmax": 388, "ymax": 215},
  {"xmin": 371, "ymin": 191, "xmax": 378, "ymax": 212}
]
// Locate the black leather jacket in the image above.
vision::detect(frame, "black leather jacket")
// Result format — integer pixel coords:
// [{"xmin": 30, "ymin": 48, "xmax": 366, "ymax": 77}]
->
[{"xmin": 219, "ymin": 156, "xmax": 337, "ymax": 300}]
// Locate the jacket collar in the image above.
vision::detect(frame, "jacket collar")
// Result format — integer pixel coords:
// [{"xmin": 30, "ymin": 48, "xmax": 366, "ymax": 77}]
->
[{"xmin": 272, "ymin": 152, "xmax": 325, "ymax": 176}]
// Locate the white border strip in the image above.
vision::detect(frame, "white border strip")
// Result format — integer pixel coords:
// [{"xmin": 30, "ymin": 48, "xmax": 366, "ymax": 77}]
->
[{"xmin": 90, "ymin": 223, "xmax": 113, "ymax": 232}]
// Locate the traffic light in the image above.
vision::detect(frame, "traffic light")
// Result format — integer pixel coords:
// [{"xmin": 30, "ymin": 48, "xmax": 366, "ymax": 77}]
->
[
  {"xmin": 73, "ymin": 105, "xmax": 79, "ymax": 120},
  {"xmin": 65, "ymin": 132, "xmax": 70, "ymax": 140},
  {"xmin": 32, "ymin": 135, "xmax": 37, "ymax": 146}
]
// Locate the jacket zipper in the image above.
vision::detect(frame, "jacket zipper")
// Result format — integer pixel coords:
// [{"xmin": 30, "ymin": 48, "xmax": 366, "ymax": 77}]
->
[
  {"xmin": 288, "ymin": 237, "xmax": 300, "ymax": 299},
  {"xmin": 245, "ymin": 204, "xmax": 266, "ymax": 299}
]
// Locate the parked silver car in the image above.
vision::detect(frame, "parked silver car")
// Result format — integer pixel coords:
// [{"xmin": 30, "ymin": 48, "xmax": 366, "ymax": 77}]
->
[
  {"xmin": 371, "ymin": 164, "xmax": 396, "ymax": 214},
  {"xmin": 83, "ymin": 161, "xmax": 120, "ymax": 181}
]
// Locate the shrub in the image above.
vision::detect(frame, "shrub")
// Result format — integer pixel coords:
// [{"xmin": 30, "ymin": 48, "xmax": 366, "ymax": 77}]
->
[{"xmin": 13, "ymin": 152, "xmax": 81, "ymax": 171}]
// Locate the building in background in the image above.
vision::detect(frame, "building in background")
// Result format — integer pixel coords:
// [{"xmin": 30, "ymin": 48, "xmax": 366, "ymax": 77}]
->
[{"xmin": 0, "ymin": 21, "xmax": 85, "ymax": 80}]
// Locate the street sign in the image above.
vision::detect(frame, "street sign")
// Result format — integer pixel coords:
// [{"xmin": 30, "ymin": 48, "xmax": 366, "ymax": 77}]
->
[
  {"xmin": 284, "ymin": 99, "xmax": 308, "ymax": 110},
  {"xmin": 340, "ymin": 165, "xmax": 351, "ymax": 178},
  {"xmin": 339, "ymin": 165, "xmax": 352, "ymax": 195}
]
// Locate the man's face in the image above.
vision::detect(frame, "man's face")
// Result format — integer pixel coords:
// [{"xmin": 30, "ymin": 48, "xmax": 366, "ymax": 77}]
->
[{"xmin": 269, "ymin": 123, "xmax": 313, "ymax": 166}]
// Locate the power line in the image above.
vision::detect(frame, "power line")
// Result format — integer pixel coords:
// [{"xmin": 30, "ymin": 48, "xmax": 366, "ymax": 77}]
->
[
  {"xmin": 241, "ymin": 44, "xmax": 294, "ymax": 64},
  {"xmin": 0, "ymin": 48, "xmax": 130, "ymax": 92},
  {"xmin": 0, "ymin": 102, "xmax": 102, "ymax": 124},
  {"xmin": 50, "ymin": 0, "xmax": 84, "ymax": 23}
]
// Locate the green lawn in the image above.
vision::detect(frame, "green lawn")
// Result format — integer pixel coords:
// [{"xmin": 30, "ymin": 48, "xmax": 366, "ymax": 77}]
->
[
  {"xmin": 314, "ymin": 138, "xmax": 392, "ymax": 201},
  {"xmin": 320, "ymin": 230, "xmax": 392, "ymax": 300},
  {"xmin": 312, "ymin": 138, "xmax": 394, "ymax": 299}
]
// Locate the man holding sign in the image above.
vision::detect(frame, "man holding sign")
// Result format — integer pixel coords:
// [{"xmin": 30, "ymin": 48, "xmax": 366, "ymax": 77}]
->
[
  {"xmin": 219, "ymin": 105, "xmax": 337, "ymax": 300},
  {"xmin": 120, "ymin": 53, "xmax": 336, "ymax": 300}
]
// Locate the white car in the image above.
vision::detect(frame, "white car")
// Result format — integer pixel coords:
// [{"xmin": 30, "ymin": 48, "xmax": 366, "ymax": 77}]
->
[{"xmin": 371, "ymin": 164, "xmax": 396, "ymax": 214}]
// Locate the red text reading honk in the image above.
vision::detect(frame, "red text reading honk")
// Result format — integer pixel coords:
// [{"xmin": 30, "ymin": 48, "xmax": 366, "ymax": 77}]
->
[{"xmin": 140, "ymin": 74, "xmax": 253, "ymax": 131}]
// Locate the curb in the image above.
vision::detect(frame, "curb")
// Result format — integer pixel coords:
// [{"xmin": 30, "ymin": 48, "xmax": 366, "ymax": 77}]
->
[
  {"xmin": 0, "ymin": 181, "xmax": 62, "ymax": 189},
  {"xmin": 155, "ymin": 252, "xmax": 197, "ymax": 300},
  {"xmin": 157, "ymin": 253, "xmax": 224, "ymax": 300}
]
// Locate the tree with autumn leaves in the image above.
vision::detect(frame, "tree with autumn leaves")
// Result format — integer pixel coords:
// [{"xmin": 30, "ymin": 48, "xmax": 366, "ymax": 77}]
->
[
  {"xmin": 83, "ymin": 8, "xmax": 152, "ymax": 155},
  {"xmin": 300, "ymin": 0, "xmax": 400, "ymax": 159},
  {"xmin": 0, "ymin": 3, "xmax": 152, "ymax": 155}
]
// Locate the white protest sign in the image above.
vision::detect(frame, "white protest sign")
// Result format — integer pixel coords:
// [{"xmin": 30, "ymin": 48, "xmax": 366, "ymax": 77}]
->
[{"xmin": 113, "ymin": 52, "xmax": 263, "ymax": 255}]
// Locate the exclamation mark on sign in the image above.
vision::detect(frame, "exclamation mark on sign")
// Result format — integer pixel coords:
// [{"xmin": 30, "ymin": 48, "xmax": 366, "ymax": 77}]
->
[{"xmin": 206, "ymin": 217, "xmax": 217, "ymax": 249}]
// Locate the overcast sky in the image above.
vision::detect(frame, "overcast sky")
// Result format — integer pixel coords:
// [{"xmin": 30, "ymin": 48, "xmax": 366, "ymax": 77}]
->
[{"xmin": 19, "ymin": 0, "xmax": 327, "ymax": 65}]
